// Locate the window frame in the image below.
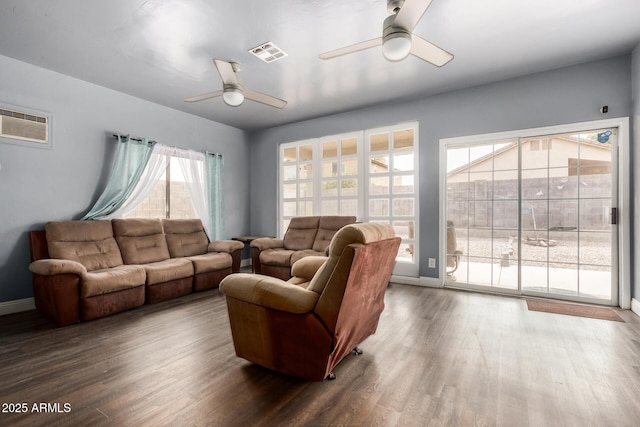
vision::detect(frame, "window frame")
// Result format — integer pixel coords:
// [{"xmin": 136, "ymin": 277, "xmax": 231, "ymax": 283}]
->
[{"xmin": 277, "ymin": 121, "xmax": 419, "ymax": 277}]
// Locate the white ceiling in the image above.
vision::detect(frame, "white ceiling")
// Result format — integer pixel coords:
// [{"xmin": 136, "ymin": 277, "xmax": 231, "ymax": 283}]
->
[{"xmin": 1, "ymin": 0, "xmax": 639, "ymax": 131}]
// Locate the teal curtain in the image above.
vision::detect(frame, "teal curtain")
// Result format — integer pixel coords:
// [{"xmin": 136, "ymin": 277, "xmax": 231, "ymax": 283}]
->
[
  {"xmin": 205, "ymin": 151, "xmax": 224, "ymax": 240},
  {"xmin": 82, "ymin": 135, "xmax": 155, "ymax": 220}
]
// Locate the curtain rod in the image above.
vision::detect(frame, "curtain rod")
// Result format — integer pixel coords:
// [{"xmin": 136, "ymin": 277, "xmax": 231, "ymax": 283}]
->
[
  {"xmin": 112, "ymin": 134, "xmax": 152, "ymax": 143},
  {"xmin": 113, "ymin": 134, "xmax": 222, "ymax": 157}
]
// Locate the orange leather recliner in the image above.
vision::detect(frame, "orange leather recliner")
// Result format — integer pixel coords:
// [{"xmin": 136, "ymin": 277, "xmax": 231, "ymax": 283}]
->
[{"xmin": 219, "ymin": 222, "xmax": 400, "ymax": 381}]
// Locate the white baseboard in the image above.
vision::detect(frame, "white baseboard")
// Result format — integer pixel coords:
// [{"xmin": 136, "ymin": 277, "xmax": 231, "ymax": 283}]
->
[
  {"xmin": 420, "ymin": 276, "xmax": 444, "ymax": 288},
  {"xmin": 390, "ymin": 275, "xmax": 421, "ymax": 286},
  {"xmin": 631, "ymin": 298, "xmax": 640, "ymax": 318},
  {"xmin": 0, "ymin": 297, "xmax": 35, "ymax": 316},
  {"xmin": 390, "ymin": 275, "xmax": 443, "ymax": 288}
]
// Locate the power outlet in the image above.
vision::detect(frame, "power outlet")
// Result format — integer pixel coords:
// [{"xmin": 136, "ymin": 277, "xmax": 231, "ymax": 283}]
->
[{"xmin": 428, "ymin": 258, "xmax": 436, "ymax": 268}]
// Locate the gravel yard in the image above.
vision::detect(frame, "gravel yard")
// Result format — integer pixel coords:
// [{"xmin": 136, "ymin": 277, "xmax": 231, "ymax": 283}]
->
[
  {"xmin": 450, "ymin": 234, "xmax": 612, "ymax": 299},
  {"xmin": 455, "ymin": 233, "xmax": 611, "ymax": 271}
]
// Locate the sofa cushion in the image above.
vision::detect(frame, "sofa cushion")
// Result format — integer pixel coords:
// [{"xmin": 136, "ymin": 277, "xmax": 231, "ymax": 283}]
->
[
  {"xmin": 186, "ymin": 252, "xmax": 233, "ymax": 275},
  {"xmin": 290, "ymin": 256, "xmax": 327, "ymax": 283},
  {"xmin": 46, "ymin": 220, "xmax": 123, "ymax": 272},
  {"xmin": 260, "ymin": 249, "xmax": 296, "ymax": 267},
  {"xmin": 141, "ymin": 258, "xmax": 194, "ymax": 285},
  {"xmin": 81, "ymin": 265, "xmax": 146, "ymax": 298},
  {"xmin": 208, "ymin": 240, "xmax": 244, "ymax": 253},
  {"xmin": 163, "ymin": 219, "xmax": 209, "ymax": 257},
  {"xmin": 312, "ymin": 216, "xmax": 357, "ymax": 252},
  {"xmin": 112, "ymin": 218, "xmax": 171, "ymax": 265},
  {"xmin": 291, "ymin": 249, "xmax": 326, "ymax": 265},
  {"xmin": 283, "ymin": 216, "xmax": 320, "ymax": 250}
]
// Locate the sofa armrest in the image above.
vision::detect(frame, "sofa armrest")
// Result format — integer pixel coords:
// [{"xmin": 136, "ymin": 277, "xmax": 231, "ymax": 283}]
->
[
  {"xmin": 250, "ymin": 238, "xmax": 284, "ymax": 251},
  {"xmin": 291, "ymin": 256, "xmax": 327, "ymax": 282},
  {"xmin": 208, "ymin": 239, "xmax": 244, "ymax": 254},
  {"xmin": 220, "ymin": 273, "xmax": 319, "ymax": 314},
  {"xmin": 29, "ymin": 259, "xmax": 87, "ymax": 277}
]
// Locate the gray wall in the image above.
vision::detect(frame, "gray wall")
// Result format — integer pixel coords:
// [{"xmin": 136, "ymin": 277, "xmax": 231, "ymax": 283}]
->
[
  {"xmin": 248, "ymin": 55, "xmax": 632, "ymax": 278},
  {"xmin": 0, "ymin": 54, "xmax": 250, "ymax": 303},
  {"xmin": 632, "ymin": 43, "xmax": 640, "ymax": 301}
]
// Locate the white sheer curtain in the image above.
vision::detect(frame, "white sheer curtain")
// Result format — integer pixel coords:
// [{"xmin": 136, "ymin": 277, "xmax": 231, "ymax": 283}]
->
[
  {"xmin": 93, "ymin": 141, "xmax": 222, "ymax": 240},
  {"xmin": 100, "ymin": 144, "xmax": 173, "ymax": 219},
  {"xmin": 206, "ymin": 152, "xmax": 224, "ymax": 240},
  {"xmin": 175, "ymin": 148, "xmax": 212, "ymax": 238}
]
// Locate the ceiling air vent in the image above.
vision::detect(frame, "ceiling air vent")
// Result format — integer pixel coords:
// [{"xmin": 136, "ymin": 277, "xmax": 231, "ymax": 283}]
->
[
  {"xmin": 0, "ymin": 107, "xmax": 48, "ymax": 144},
  {"xmin": 249, "ymin": 41, "xmax": 288, "ymax": 63}
]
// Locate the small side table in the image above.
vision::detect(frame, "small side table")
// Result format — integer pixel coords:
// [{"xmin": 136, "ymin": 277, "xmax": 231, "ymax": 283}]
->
[{"xmin": 232, "ymin": 236, "xmax": 274, "ymax": 273}]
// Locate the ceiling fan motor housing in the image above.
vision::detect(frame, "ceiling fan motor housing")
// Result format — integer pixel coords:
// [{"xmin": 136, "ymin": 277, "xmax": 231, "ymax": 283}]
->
[
  {"xmin": 382, "ymin": 14, "xmax": 412, "ymax": 61},
  {"xmin": 222, "ymin": 83, "xmax": 245, "ymax": 107}
]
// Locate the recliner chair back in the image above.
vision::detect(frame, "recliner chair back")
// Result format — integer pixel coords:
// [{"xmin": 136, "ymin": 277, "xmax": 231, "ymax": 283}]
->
[{"xmin": 313, "ymin": 223, "xmax": 400, "ymax": 373}]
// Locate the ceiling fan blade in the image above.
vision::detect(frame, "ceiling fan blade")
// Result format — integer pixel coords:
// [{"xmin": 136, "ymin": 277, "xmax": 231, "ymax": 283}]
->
[
  {"xmin": 394, "ymin": 0, "xmax": 434, "ymax": 31},
  {"xmin": 410, "ymin": 34, "xmax": 453, "ymax": 67},
  {"xmin": 214, "ymin": 59, "xmax": 239, "ymax": 85},
  {"xmin": 244, "ymin": 89, "xmax": 287, "ymax": 109},
  {"xmin": 184, "ymin": 90, "xmax": 224, "ymax": 103},
  {"xmin": 319, "ymin": 38, "xmax": 382, "ymax": 60}
]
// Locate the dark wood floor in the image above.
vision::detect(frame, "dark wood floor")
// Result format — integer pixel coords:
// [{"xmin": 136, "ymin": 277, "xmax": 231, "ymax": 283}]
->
[{"xmin": 1, "ymin": 284, "xmax": 640, "ymax": 427}]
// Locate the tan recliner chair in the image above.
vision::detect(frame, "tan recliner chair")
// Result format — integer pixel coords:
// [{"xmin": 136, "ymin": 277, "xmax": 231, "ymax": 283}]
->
[{"xmin": 219, "ymin": 222, "xmax": 401, "ymax": 381}]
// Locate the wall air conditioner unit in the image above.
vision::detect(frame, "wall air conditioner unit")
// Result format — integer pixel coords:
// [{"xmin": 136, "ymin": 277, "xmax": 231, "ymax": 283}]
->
[{"xmin": 0, "ymin": 107, "xmax": 49, "ymax": 144}]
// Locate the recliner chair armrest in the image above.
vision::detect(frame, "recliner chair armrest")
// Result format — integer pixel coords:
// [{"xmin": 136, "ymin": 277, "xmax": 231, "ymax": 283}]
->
[
  {"xmin": 291, "ymin": 256, "xmax": 327, "ymax": 282},
  {"xmin": 208, "ymin": 239, "xmax": 244, "ymax": 253},
  {"xmin": 29, "ymin": 259, "xmax": 87, "ymax": 276},
  {"xmin": 250, "ymin": 238, "xmax": 284, "ymax": 251},
  {"xmin": 220, "ymin": 273, "xmax": 319, "ymax": 314}
]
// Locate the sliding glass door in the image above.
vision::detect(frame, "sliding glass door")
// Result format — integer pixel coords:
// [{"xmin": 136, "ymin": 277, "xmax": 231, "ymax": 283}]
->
[
  {"xmin": 520, "ymin": 130, "xmax": 616, "ymax": 301},
  {"xmin": 444, "ymin": 124, "xmax": 619, "ymax": 305}
]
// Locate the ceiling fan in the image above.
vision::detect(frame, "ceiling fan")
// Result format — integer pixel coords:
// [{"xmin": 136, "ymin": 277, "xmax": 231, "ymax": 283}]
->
[
  {"xmin": 184, "ymin": 59, "xmax": 287, "ymax": 109},
  {"xmin": 319, "ymin": 0, "xmax": 453, "ymax": 66}
]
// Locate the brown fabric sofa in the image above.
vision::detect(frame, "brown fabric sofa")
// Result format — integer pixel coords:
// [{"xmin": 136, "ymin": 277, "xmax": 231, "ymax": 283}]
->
[
  {"xmin": 28, "ymin": 218, "xmax": 243, "ymax": 326},
  {"xmin": 220, "ymin": 222, "xmax": 401, "ymax": 381},
  {"xmin": 163, "ymin": 219, "xmax": 241, "ymax": 292},
  {"xmin": 250, "ymin": 216, "xmax": 356, "ymax": 280}
]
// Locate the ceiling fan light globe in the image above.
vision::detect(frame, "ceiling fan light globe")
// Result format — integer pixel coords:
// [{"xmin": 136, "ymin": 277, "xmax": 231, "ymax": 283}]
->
[
  {"xmin": 382, "ymin": 32, "xmax": 412, "ymax": 61},
  {"xmin": 223, "ymin": 88, "xmax": 244, "ymax": 107}
]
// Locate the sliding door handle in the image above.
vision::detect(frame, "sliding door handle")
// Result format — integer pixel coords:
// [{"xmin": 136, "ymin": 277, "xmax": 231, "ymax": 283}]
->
[{"xmin": 609, "ymin": 207, "xmax": 617, "ymax": 225}]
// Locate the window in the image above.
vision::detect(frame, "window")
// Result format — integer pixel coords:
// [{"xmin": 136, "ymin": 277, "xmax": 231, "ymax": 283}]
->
[
  {"xmin": 127, "ymin": 155, "xmax": 197, "ymax": 219},
  {"xmin": 281, "ymin": 140, "xmax": 315, "ymax": 231},
  {"xmin": 279, "ymin": 122, "xmax": 419, "ymax": 276},
  {"xmin": 528, "ymin": 138, "xmax": 552, "ymax": 151},
  {"xmin": 365, "ymin": 126, "xmax": 417, "ymax": 271},
  {"xmin": 319, "ymin": 133, "xmax": 360, "ymax": 217}
]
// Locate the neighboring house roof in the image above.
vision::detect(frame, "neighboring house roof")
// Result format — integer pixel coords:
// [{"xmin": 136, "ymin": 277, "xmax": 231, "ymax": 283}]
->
[{"xmin": 447, "ymin": 135, "xmax": 612, "ymax": 178}]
